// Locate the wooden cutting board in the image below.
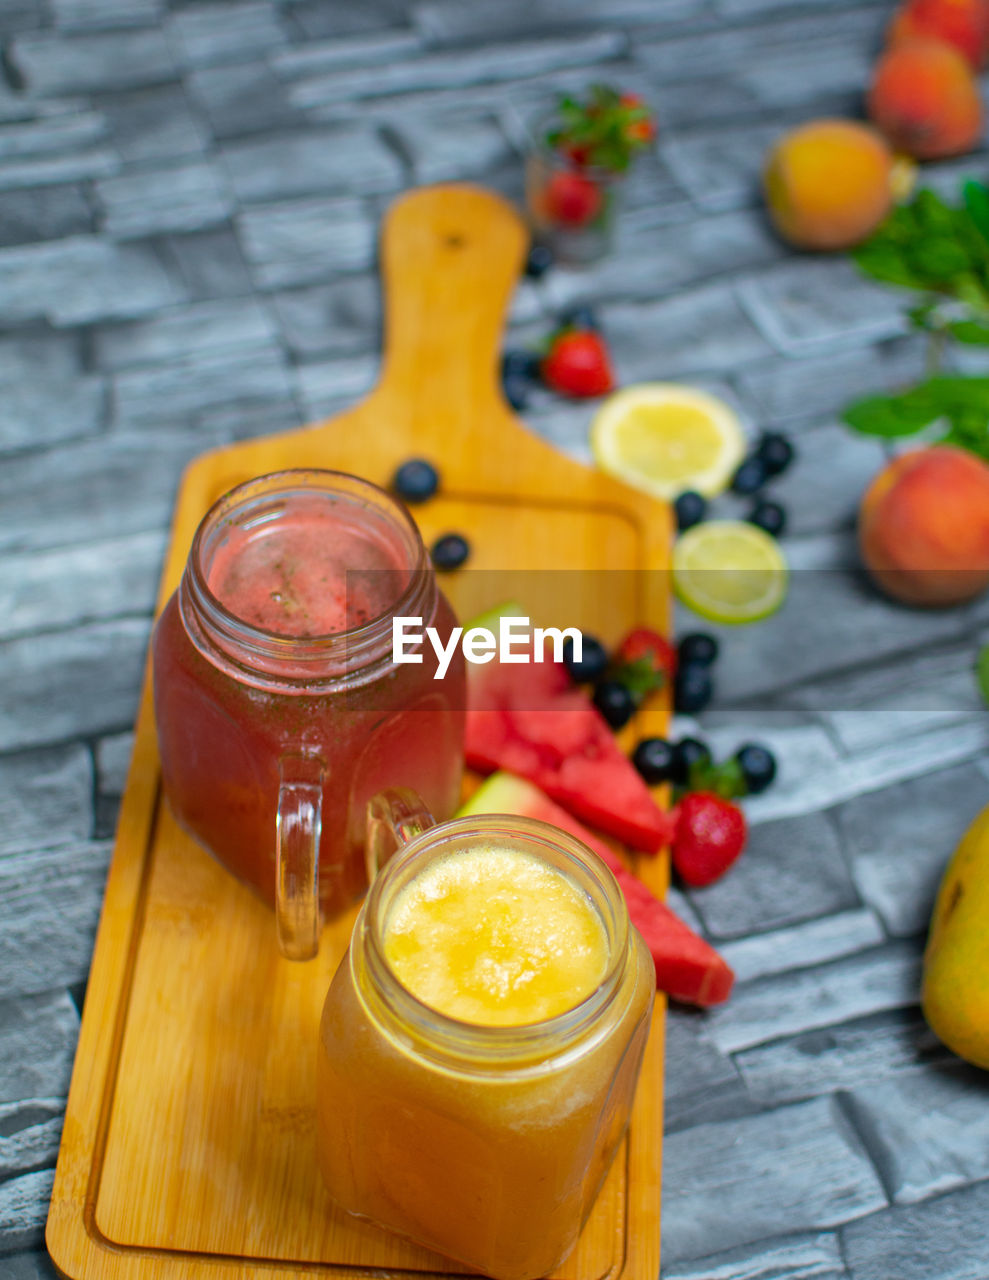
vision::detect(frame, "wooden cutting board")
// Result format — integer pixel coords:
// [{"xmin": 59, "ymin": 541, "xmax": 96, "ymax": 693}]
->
[{"xmin": 46, "ymin": 184, "xmax": 672, "ymax": 1280}]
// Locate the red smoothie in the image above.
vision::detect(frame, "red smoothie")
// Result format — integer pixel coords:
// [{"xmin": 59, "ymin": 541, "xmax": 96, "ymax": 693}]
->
[{"xmin": 152, "ymin": 472, "xmax": 465, "ymax": 925}]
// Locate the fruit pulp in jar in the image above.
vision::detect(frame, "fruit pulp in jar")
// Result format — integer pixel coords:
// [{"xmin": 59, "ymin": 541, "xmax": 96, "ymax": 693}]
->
[
  {"xmin": 316, "ymin": 841, "xmax": 653, "ymax": 1280},
  {"xmin": 152, "ymin": 495, "xmax": 464, "ymax": 919}
]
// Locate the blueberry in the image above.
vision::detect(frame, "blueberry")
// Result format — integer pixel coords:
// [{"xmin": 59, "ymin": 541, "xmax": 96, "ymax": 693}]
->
[
  {"xmin": 503, "ymin": 372, "xmax": 529, "ymax": 411},
  {"xmin": 562, "ymin": 634, "xmax": 609, "ymax": 683},
  {"xmin": 674, "ymin": 490, "xmax": 707, "ymax": 532},
  {"xmin": 736, "ymin": 742, "xmax": 777, "ymax": 794},
  {"xmin": 632, "ymin": 737, "xmax": 676, "ymax": 785},
  {"xmin": 392, "ymin": 458, "xmax": 439, "ymax": 504},
  {"xmin": 502, "ymin": 349, "xmax": 541, "ymax": 381},
  {"xmin": 560, "ymin": 304, "xmax": 600, "ymax": 331},
  {"xmin": 756, "ymin": 432, "xmax": 795, "ymax": 477},
  {"xmin": 748, "ymin": 499, "xmax": 786, "ymax": 538},
  {"xmin": 673, "ymin": 662, "xmax": 713, "ymax": 714},
  {"xmin": 731, "ymin": 455, "xmax": 769, "ymax": 496},
  {"xmin": 525, "ymin": 242, "xmax": 554, "ymax": 279},
  {"xmin": 430, "ymin": 533, "xmax": 470, "ymax": 571},
  {"xmin": 593, "ymin": 680, "xmax": 636, "ymax": 730},
  {"xmin": 677, "ymin": 631, "xmax": 719, "ymax": 668},
  {"xmin": 671, "ymin": 736, "xmax": 712, "ymax": 786}
]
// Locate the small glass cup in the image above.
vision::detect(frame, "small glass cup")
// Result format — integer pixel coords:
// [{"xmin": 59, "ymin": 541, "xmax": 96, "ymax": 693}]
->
[
  {"xmin": 524, "ymin": 120, "xmax": 623, "ymax": 266},
  {"xmin": 151, "ymin": 471, "xmax": 465, "ymax": 960},
  {"xmin": 316, "ymin": 788, "xmax": 654, "ymax": 1280}
]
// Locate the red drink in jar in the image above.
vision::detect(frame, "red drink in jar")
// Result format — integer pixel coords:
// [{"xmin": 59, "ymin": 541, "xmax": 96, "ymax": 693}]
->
[{"xmin": 152, "ymin": 470, "xmax": 465, "ymax": 959}]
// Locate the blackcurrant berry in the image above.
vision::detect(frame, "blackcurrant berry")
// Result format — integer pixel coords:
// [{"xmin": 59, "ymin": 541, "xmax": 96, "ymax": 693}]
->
[
  {"xmin": 392, "ymin": 458, "xmax": 439, "ymax": 504},
  {"xmin": 430, "ymin": 533, "xmax": 470, "ymax": 571}
]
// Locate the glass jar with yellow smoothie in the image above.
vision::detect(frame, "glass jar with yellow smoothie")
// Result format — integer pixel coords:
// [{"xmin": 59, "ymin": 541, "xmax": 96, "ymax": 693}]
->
[{"xmin": 316, "ymin": 790, "xmax": 654, "ymax": 1280}]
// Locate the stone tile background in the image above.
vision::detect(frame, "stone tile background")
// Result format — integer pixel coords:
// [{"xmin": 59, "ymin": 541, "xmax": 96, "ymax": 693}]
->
[{"xmin": 0, "ymin": 0, "xmax": 988, "ymax": 1277}]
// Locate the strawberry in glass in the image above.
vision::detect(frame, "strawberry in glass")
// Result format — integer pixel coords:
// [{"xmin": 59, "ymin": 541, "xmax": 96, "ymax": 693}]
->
[{"xmin": 525, "ymin": 86, "xmax": 657, "ymax": 264}]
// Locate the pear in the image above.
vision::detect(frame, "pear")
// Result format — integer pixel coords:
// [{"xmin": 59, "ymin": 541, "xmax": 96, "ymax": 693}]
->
[{"xmin": 922, "ymin": 802, "xmax": 989, "ymax": 1070}]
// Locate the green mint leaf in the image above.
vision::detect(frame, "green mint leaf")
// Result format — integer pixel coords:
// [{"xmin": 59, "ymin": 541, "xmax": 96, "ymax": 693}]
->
[
  {"xmin": 852, "ymin": 240, "xmax": 931, "ymax": 289},
  {"xmin": 909, "ymin": 237, "xmax": 973, "ymax": 282},
  {"xmin": 977, "ymin": 645, "xmax": 989, "ymax": 708},
  {"xmin": 964, "ymin": 180, "xmax": 989, "ymax": 244},
  {"xmin": 842, "ymin": 393, "xmax": 937, "ymax": 438},
  {"xmin": 947, "ymin": 319, "xmax": 989, "ymax": 345},
  {"xmin": 609, "ymin": 657, "xmax": 664, "ymax": 701}
]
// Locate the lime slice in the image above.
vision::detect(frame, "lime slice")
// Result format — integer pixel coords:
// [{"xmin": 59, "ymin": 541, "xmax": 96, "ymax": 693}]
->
[
  {"xmin": 591, "ymin": 383, "xmax": 747, "ymax": 500},
  {"xmin": 673, "ymin": 521, "xmax": 788, "ymax": 624}
]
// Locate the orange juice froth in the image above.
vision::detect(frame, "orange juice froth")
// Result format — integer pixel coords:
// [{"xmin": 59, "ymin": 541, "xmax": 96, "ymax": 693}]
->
[{"xmin": 383, "ymin": 846, "xmax": 609, "ymax": 1026}]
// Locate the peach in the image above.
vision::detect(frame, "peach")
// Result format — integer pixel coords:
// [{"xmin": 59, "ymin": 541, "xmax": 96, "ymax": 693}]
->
[
  {"xmin": 763, "ymin": 120, "xmax": 895, "ymax": 251},
  {"xmin": 868, "ymin": 38, "xmax": 983, "ymax": 159},
  {"xmin": 889, "ymin": 0, "xmax": 989, "ymax": 70},
  {"xmin": 859, "ymin": 445, "xmax": 989, "ymax": 607}
]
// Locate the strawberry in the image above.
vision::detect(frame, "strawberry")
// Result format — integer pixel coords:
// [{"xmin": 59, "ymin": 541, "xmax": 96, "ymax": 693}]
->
[
  {"xmin": 672, "ymin": 792, "xmax": 747, "ymax": 887},
  {"xmin": 542, "ymin": 329, "xmax": 614, "ymax": 398},
  {"xmin": 617, "ymin": 627, "xmax": 677, "ymax": 681},
  {"xmin": 609, "ymin": 626, "xmax": 677, "ymax": 704},
  {"xmin": 543, "ymin": 170, "xmax": 603, "ymax": 228}
]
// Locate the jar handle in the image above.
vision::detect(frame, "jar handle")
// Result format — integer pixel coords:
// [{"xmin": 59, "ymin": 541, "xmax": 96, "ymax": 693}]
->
[
  {"xmin": 276, "ymin": 754, "xmax": 325, "ymax": 961},
  {"xmin": 365, "ymin": 788, "xmax": 436, "ymax": 882}
]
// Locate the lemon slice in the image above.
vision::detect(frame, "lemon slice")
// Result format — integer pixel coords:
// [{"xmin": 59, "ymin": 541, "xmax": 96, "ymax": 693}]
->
[
  {"xmin": 673, "ymin": 521, "xmax": 788, "ymax": 624},
  {"xmin": 591, "ymin": 383, "xmax": 747, "ymax": 500}
]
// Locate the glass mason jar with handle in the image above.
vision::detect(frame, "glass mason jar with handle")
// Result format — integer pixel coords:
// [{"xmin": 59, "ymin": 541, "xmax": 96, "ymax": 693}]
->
[
  {"xmin": 316, "ymin": 788, "xmax": 654, "ymax": 1280},
  {"xmin": 151, "ymin": 470, "xmax": 465, "ymax": 960}
]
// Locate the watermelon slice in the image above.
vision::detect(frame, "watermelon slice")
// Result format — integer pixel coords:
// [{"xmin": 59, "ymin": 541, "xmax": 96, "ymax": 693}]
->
[
  {"xmin": 464, "ymin": 603, "xmax": 673, "ymax": 853},
  {"xmin": 458, "ymin": 772, "xmax": 735, "ymax": 1008}
]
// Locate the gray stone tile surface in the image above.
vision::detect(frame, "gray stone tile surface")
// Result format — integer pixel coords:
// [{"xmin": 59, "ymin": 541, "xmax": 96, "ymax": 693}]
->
[
  {"xmin": 95, "ymin": 84, "xmax": 208, "ymax": 163},
  {"xmin": 735, "ymin": 1010, "xmax": 954, "ymax": 1107},
  {"xmin": 0, "ymin": 746, "xmax": 92, "ymax": 854},
  {"xmin": 94, "ymin": 297, "xmax": 276, "ymax": 370},
  {"xmin": 52, "ymin": 0, "xmax": 160, "ymax": 30},
  {"xmin": 235, "ymin": 195, "xmax": 375, "ymax": 288},
  {"xmin": 186, "ymin": 61, "xmax": 303, "ymax": 139},
  {"xmin": 0, "ymin": 1168, "xmax": 55, "ymax": 1253},
  {"xmin": 842, "ymin": 1180, "xmax": 989, "ymax": 1280},
  {"xmin": 220, "ymin": 125, "xmax": 402, "ymax": 203},
  {"xmin": 0, "ymin": 1101, "xmax": 63, "ymax": 1179},
  {"xmin": 96, "ymin": 730, "xmax": 135, "ymax": 797},
  {"xmin": 836, "ymin": 762, "xmax": 989, "ymax": 938},
  {"xmin": 0, "ymin": 990, "xmax": 79, "ymax": 1106},
  {"xmin": 165, "ymin": 1, "xmax": 288, "ymax": 69},
  {"xmin": 11, "ymin": 29, "xmax": 176, "ymax": 94},
  {"xmin": 0, "ymin": 331, "xmax": 104, "ymax": 452},
  {"xmin": 270, "ymin": 276, "xmax": 380, "ymax": 358},
  {"xmin": 0, "ymin": 840, "xmax": 112, "ymax": 998},
  {"xmin": 0, "ymin": 534, "xmax": 164, "ymax": 639},
  {"xmin": 0, "ymin": 235, "xmax": 186, "ymax": 326},
  {"xmin": 111, "ymin": 343, "xmax": 294, "ymax": 429},
  {"xmin": 286, "ymin": 32, "xmax": 627, "ymax": 110},
  {"xmin": 603, "ymin": 282, "xmax": 773, "ymax": 382},
  {"xmin": 662, "ymin": 1231, "xmax": 845, "ymax": 1280},
  {"xmin": 704, "ymin": 943, "xmax": 922, "ymax": 1054},
  {"xmin": 0, "ymin": 620, "xmax": 149, "ymax": 751},
  {"xmin": 717, "ymin": 910, "xmax": 885, "ymax": 984},
  {"xmin": 844, "ymin": 1066, "xmax": 989, "ymax": 1204},
  {"xmin": 661, "ymin": 1096, "xmax": 887, "ymax": 1263},
  {"xmin": 0, "ymin": 183, "xmax": 92, "ymax": 246},
  {"xmin": 95, "ymin": 160, "xmax": 232, "ymax": 238},
  {"xmin": 738, "ymin": 260, "xmax": 908, "ymax": 355}
]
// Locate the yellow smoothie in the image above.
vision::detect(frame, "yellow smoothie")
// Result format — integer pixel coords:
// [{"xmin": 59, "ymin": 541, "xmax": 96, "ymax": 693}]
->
[
  {"xmin": 383, "ymin": 845, "xmax": 608, "ymax": 1025},
  {"xmin": 316, "ymin": 827, "xmax": 654, "ymax": 1280}
]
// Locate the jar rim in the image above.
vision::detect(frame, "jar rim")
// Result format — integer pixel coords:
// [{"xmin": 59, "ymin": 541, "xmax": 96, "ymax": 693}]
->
[
  {"xmin": 182, "ymin": 468, "xmax": 434, "ymax": 679},
  {"xmin": 354, "ymin": 815, "xmax": 632, "ymax": 1072}
]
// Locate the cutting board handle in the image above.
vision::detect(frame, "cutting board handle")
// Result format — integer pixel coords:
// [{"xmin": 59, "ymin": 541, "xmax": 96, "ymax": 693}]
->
[{"xmin": 374, "ymin": 184, "xmax": 529, "ymax": 421}]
